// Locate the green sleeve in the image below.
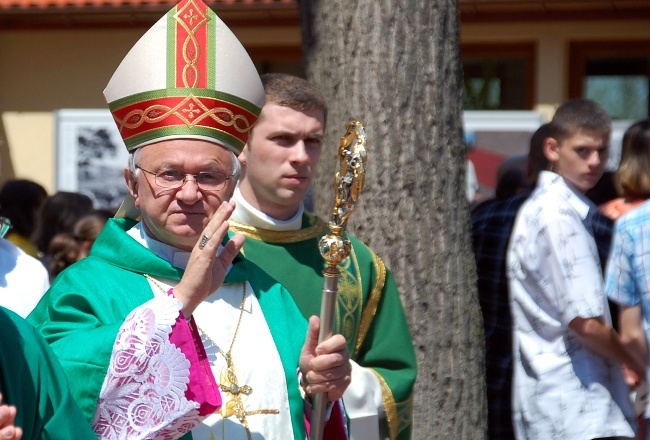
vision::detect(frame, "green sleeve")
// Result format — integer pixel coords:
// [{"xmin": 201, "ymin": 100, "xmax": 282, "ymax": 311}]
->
[
  {"xmin": 369, "ymin": 271, "xmax": 416, "ymax": 440},
  {"xmin": 28, "ymin": 257, "xmax": 155, "ymax": 423},
  {"xmin": 349, "ymin": 238, "xmax": 417, "ymax": 440},
  {"xmin": 0, "ymin": 307, "xmax": 97, "ymax": 440}
]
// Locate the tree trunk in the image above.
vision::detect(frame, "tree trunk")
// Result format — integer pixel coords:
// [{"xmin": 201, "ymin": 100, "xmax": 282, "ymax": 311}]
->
[{"xmin": 298, "ymin": 1, "xmax": 486, "ymax": 439}]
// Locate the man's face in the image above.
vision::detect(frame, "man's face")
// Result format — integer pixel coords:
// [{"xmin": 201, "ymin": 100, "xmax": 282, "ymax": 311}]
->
[
  {"xmin": 125, "ymin": 139, "xmax": 235, "ymax": 250},
  {"xmin": 548, "ymin": 129, "xmax": 609, "ymax": 193},
  {"xmin": 238, "ymin": 102, "xmax": 325, "ymax": 220}
]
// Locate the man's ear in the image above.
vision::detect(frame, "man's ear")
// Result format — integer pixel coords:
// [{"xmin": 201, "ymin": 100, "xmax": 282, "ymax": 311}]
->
[
  {"xmin": 124, "ymin": 168, "xmax": 139, "ymax": 208},
  {"xmin": 543, "ymin": 137, "xmax": 560, "ymax": 165}
]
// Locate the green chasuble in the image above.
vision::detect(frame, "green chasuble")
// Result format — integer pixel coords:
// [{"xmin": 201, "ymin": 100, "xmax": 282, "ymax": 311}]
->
[
  {"xmin": 0, "ymin": 306, "xmax": 97, "ymax": 440},
  {"xmin": 230, "ymin": 212, "xmax": 417, "ymax": 440},
  {"xmin": 28, "ymin": 218, "xmax": 310, "ymax": 440}
]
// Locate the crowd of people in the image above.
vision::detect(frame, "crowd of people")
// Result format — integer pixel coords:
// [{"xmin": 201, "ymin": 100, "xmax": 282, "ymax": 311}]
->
[
  {"xmin": 0, "ymin": 0, "xmax": 417, "ymax": 439},
  {"xmin": 0, "ymin": 185, "xmax": 110, "ymax": 316},
  {"xmin": 473, "ymin": 100, "xmax": 650, "ymax": 439}
]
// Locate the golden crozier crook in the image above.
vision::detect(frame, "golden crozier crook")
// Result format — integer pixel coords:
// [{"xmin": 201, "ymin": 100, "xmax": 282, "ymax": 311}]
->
[{"xmin": 143, "ymin": 274, "xmax": 278, "ymax": 440}]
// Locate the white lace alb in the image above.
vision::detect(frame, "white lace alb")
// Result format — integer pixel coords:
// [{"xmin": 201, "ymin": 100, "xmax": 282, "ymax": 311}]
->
[{"xmin": 92, "ymin": 295, "xmax": 202, "ymax": 440}]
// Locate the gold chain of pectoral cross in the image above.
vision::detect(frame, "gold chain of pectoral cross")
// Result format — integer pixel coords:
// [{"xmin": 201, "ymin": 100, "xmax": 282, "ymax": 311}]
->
[
  {"xmin": 143, "ymin": 275, "xmax": 279, "ymax": 440},
  {"xmin": 195, "ymin": 284, "xmax": 279, "ymax": 440}
]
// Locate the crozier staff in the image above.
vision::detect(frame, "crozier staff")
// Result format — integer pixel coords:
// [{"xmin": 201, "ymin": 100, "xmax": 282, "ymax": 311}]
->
[{"xmin": 311, "ymin": 121, "xmax": 367, "ymax": 440}]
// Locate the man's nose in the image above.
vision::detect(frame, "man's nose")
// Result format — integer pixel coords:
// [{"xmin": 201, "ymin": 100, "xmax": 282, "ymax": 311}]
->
[
  {"xmin": 176, "ymin": 175, "xmax": 201, "ymax": 202},
  {"xmin": 588, "ymin": 151, "xmax": 602, "ymax": 167},
  {"xmin": 290, "ymin": 141, "xmax": 309, "ymax": 163}
]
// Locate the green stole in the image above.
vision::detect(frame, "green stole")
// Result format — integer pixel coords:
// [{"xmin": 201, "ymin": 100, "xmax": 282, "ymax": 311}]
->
[
  {"xmin": 230, "ymin": 213, "xmax": 417, "ymax": 440},
  {"xmin": 28, "ymin": 217, "xmax": 308, "ymax": 440}
]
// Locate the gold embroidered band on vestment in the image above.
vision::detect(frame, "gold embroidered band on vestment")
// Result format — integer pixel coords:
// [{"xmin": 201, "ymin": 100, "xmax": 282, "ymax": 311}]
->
[
  {"xmin": 228, "ymin": 214, "xmax": 328, "ymax": 244},
  {"xmin": 355, "ymin": 252, "xmax": 386, "ymax": 356}
]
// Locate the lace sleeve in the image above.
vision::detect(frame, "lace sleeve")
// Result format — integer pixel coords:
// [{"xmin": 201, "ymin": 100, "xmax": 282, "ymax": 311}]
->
[{"xmin": 92, "ymin": 295, "xmax": 211, "ymax": 440}]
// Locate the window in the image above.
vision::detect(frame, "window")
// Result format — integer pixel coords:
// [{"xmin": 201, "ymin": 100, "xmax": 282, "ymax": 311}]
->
[
  {"xmin": 461, "ymin": 43, "xmax": 536, "ymax": 110},
  {"xmin": 569, "ymin": 40, "xmax": 650, "ymax": 120}
]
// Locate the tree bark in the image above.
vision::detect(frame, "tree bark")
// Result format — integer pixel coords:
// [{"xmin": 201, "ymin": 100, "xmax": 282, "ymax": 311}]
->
[{"xmin": 298, "ymin": 1, "xmax": 486, "ymax": 439}]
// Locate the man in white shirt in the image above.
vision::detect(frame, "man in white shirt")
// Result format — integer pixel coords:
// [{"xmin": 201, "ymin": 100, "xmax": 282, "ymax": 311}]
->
[
  {"xmin": 0, "ymin": 217, "xmax": 49, "ymax": 317},
  {"xmin": 507, "ymin": 98, "xmax": 643, "ymax": 440}
]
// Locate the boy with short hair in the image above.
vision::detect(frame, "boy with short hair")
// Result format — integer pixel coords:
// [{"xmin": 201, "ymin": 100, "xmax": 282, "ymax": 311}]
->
[{"xmin": 507, "ymin": 99, "xmax": 643, "ymax": 439}]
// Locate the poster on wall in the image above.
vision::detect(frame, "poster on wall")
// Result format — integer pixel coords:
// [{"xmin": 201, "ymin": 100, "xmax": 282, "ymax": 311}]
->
[
  {"xmin": 56, "ymin": 109, "xmax": 129, "ymax": 212},
  {"xmin": 463, "ymin": 110, "xmax": 546, "ymax": 204}
]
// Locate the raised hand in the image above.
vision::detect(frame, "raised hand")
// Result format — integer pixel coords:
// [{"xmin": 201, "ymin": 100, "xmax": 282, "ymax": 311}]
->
[{"xmin": 174, "ymin": 200, "xmax": 245, "ymax": 317}]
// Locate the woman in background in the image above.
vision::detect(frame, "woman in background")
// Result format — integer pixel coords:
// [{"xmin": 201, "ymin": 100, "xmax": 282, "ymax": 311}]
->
[
  {"xmin": 600, "ymin": 119, "xmax": 650, "ymax": 220},
  {"xmin": 604, "ymin": 118, "xmax": 650, "ymax": 440},
  {"xmin": 47, "ymin": 210, "xmax": 111, "ymax": 280},
  {"xmin": 32, "ymin": 191, "xmax": 93, "ymax": 280}
]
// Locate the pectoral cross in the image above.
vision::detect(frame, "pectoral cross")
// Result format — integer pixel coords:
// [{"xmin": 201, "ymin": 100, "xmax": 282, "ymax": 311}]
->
[{"xmin": 218, "ymin": 351, "xmax": 278, "ymax": 440}]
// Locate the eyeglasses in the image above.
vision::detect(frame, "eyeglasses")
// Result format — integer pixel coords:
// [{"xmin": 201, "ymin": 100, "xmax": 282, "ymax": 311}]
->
[{"xmin": 136, "ymin": 166, "xmax": 233, "ymax": 192}]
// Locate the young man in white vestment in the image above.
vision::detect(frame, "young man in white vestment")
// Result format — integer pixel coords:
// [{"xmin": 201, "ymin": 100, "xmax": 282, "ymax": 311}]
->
[{"xmin": 229, "ymin": 73, "xmax": 417, "ymax": 440}]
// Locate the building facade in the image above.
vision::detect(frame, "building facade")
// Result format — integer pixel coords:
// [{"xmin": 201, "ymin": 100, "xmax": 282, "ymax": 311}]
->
[{"xmin": 0, "ymin": 0, "xmax": 648, "ymax": 197}]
